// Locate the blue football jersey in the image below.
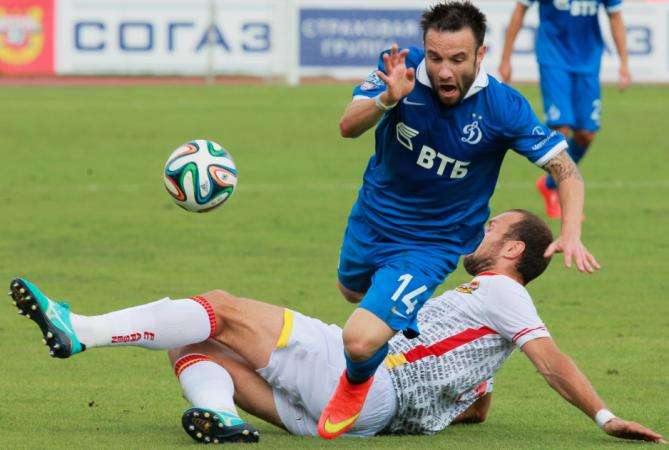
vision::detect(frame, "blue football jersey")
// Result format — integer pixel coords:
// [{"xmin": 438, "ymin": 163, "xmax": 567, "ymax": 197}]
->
[
  {"xmin": 519, "ymin": 0, "xmax": 623, "ymax": 73},
  {"xmin": 351, "ymin": 47, "xmax": 567, "ymax": 253}
]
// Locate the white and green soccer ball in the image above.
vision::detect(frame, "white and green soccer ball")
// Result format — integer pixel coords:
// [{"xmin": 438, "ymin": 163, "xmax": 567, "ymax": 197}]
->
[{"xmin": 163, "ymin": 139, "xmax": 238, "ymax": 213}]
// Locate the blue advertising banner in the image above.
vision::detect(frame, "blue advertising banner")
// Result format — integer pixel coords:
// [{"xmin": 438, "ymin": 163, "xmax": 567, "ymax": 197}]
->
[{"xmin": 300, "ymin": 8, "xmax": 423, "ymax": 67}]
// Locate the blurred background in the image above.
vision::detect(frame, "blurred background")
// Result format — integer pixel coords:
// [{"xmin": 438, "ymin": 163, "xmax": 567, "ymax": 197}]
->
[
  {"xmin": 1, "ymin": 1, "xmax": 668, "ymax": 448},
  {"xmin": 1, "ymin": 0, "xmax": 667, "ymax": 84}
]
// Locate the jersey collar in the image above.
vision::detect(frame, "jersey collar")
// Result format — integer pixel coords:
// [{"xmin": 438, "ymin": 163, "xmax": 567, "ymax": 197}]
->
[
  {"xmin": 416, "ymin": 58, "xmax": 489, "ymax": 101},
  {"xmin": 476, "ymin": 270, "xmax": 526, "ymax": 286}
]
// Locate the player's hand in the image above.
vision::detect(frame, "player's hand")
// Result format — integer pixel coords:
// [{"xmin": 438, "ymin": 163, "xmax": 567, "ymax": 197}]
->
[
  {"xmin": 603, "ymin": 418, "xmax": 666, "ymax": 443},
  {"xmin": 544, "ymin": 234, "xmax": 600, "ymax": 273},
  {"xmin": 498, "ymin": 60, "xmax": 512, "ymax": 83},
  {"xmin": 375, "ymin": 43, "xmax": 415, "ymax": 104},
  {"xmin": 618, "ymin": 65, "xmax": 631, "ymax": 92}
]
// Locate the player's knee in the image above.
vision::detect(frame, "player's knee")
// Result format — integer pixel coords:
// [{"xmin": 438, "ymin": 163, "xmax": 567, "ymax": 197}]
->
[
  {"xmin": 199, "ymin": 289, "xmax": 237, "ymax": 309},
  {"xmin": 195, "ymin": 290, "xmax": 240, "ymax": 333},
  {"xmin": 573, "ymin": 131, "xmax": 595, "ymax": 148},
  {"xmin": 342, "ymin": 328, "xmax": 381, "ymax": 360},
  {"xmin": 338, "ymin": 283, "xmax": 364, "ymax": 304},
  {"xmin": 167, "ymin": 342, "xmax": 218, "ymax": 366},
  {"xmin": 167, "ymin": 345, "xmax": 204, "ymax": 365}
]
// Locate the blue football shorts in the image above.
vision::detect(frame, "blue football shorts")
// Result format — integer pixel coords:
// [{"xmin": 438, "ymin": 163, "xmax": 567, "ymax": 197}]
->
[
  {"xmin": 337, "ymin": 210, "xmax": 459, "ymax": 337},
  {"xmin": 539, "ymin": 64, "xmax": 602, "ymax": 132}
]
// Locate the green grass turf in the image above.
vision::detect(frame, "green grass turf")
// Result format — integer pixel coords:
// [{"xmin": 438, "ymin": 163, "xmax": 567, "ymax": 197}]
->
[{"xmin": 0, "ymin": 82, "xmax": 667, "ymax": 449}]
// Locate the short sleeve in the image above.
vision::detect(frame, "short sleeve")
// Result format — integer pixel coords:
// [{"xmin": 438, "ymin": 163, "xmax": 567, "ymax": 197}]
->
[
  {"xmin": 517, "ymin": 0, "xmax": 535, "ymax": 7},
  {"xmin": 352, "ymin": 51, "xmax": 388, "ymax": 100},
  {"xmin": 603, "ymin": 0, "xmax": 623, "ymax": 13},
  {"xmin": 501, "ymin": 90, "xmax": 568, "ymax": 167},
  {"xmin": 482, "ymin": 277, "xmax": 550, "ymax": 348}
]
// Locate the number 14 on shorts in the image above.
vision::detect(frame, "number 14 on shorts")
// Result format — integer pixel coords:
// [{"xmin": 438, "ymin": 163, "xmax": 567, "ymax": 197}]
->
[{"xmin": 391, "ymin": 274, "xmax": 427, "ymax": 316}]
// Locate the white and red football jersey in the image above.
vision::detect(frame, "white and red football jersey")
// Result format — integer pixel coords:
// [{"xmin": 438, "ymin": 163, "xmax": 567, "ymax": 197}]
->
[{"xmin": 383, "ymin": 272, "xmax": 550, "ymax": 435}]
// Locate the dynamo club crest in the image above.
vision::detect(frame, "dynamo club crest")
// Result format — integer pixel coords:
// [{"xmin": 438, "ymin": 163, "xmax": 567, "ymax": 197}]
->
[{"xmin": 360, "ymin": 71, "xmax": 386, "ymax": 91}]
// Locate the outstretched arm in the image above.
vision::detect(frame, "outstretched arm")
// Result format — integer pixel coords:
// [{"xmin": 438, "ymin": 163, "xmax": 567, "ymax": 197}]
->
[
  {"xmin": 542, "ymin": 151, "xmax": 600, "ymax": 273},
  {"xmin": 608, "ymin": 11, "xmax": 630, "ymax": 91},
  {"xmin": 522, "ymin": 338, "xmax": 665, "ymax": 443},
  {"xmin": 498, "ymin": 3, "xmax": 528, "ymax": 83},
  {"xmin": 339, "ymin": 98, "xmax": 386, "ymax": 139},
  {"xmin": 339, "ymin": 44, "xmax": 415, "ymax": 138}
]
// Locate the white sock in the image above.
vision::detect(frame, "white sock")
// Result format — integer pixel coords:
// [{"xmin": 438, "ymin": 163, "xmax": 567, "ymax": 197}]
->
[
  {"xmin": 174, "ymin": 354, "xmax": 239, "ymax": 417},
  {"xmin": 69, "ymin": 297, "xmax": 216, "ymax": 349}
]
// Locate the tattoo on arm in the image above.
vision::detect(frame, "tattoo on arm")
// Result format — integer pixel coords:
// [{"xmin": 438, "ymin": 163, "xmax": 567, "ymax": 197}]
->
[{"xmin": 543, "ymin": 151, "xmax": 583, "ymax": 184}]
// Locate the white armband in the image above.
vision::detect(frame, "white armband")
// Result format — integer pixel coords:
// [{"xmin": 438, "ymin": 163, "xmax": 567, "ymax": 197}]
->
[
  {"xmin": 595, "ymin": 409, "xmax": 616, "ymax": 428},
  {"xmin": 374, "ymin": 94, "xmax": 398, "ymax": 111}
]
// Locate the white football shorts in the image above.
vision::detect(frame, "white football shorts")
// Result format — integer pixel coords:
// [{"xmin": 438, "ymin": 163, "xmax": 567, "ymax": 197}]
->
[{"xmin": 256, "ymin": 309, "xmax": 398, "ymax": 436}]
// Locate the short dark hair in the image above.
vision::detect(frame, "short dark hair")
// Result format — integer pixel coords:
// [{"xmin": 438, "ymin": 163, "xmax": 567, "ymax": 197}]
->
[
  {"xmin": 421, "ymin": 1, "xmax": 487, "ymax": 48},
  {"xmin": 503, "ymin": 209, "xmax": 554, "ymax": 284}
]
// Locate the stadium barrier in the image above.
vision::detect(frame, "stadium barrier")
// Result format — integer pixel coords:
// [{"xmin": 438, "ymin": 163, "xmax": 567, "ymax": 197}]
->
[{"xmin": 1, "ymin": 0, "xmax": 668, "ymax": 83}]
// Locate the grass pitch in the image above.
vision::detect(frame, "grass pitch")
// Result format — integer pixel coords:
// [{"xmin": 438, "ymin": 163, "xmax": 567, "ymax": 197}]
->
[{"xmin": 1, "ymin": 82, "xmax": 667, "ymax": 449}]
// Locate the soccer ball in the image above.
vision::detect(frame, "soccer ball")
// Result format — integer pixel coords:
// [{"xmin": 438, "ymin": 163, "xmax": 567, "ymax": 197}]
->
[{"xmin": 163, "ymin": 139, "xmax": 238, "ymax": 213}]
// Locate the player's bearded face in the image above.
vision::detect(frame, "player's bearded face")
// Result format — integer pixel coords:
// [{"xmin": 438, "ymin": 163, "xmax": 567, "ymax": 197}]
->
[
  {"xmin": 463, "ymin": 214, "xmax": 516, "ymax": 276},
  {"xmin": 424, "ymin": 28, "xmax": 483, "ymax": 106},
  {"xmin": 463, "ymin": 242, "xmax": 501, "ymax": 276}
]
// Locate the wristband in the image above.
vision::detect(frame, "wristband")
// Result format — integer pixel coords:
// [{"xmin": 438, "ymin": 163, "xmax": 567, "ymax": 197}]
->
[
  {"xmin": 595, "ymin": 409, "xmax": 616, "ymax": 428},
  {"xmin": 374, "ymin": 94, "xmax": 398, "ymax": 111}
]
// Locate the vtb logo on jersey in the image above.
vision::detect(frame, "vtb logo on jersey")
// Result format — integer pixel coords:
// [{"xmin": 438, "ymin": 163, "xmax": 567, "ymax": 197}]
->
[
  {"xmin": 461, "ymin": 114, "xmax": 483, "ymax": 145},
  {"xmin": 553, "ymin": 0, "xmax": 598, "ymax": 16},
  {"xmin": 396, "ymin": 121, "xmax": 470, "ymax": 179},
  {"xmin": 396, "ymin": 122, "xmax": 419, "ymax": 150}
]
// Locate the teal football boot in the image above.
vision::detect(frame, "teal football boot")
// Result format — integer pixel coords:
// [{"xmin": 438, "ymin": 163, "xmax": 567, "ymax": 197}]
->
[
  {"xmin": 182, "ymin": 408, "xmax": 260, "ymax": 444},
  {"xmin": 9, "ymin": 278, "xmax": 85, "ymax": 358}
]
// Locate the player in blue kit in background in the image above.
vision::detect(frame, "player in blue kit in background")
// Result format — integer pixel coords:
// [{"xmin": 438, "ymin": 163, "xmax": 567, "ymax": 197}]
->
[
  {"xmin": 498, "ymin": 0, "xmax": 630, "ymax": 218},
  {"xmin": 317, "ymin": 2, "xmax": 601, "ymax": 440}
]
